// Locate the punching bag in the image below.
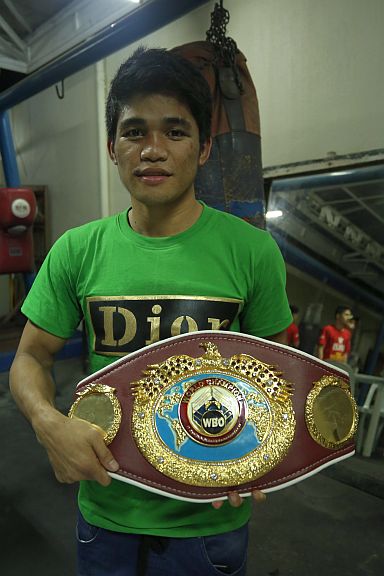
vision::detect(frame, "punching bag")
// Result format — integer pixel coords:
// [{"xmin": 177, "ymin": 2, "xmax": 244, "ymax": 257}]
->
[
  {"xmin": 172, "ymin": 1, "xmax": 265, "ymax": 228},
  {"xmin": 0, "ymin": 187, "xmax": 37, "ymax": 274}
]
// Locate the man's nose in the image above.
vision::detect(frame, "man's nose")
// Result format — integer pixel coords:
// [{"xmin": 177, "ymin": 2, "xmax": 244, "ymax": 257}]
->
[{"xmin": 140, "ymin": 133, "xmax": 167, "ymax": 162}]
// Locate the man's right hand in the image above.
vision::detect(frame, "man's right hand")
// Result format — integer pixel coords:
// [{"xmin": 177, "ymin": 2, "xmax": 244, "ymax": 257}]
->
[
  {"xmin": 35, "ymin": 411, "xmax": 120, "ymax": 486},
  {"xmin": 9, "ymin": 321, "xmax": 120, "ymax": 487}
]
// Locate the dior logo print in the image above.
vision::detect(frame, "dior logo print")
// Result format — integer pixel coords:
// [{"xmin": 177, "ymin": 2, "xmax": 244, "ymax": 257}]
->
[{"xmin": 86, "ymin": 295, "xmax": 243, "ymax": 356}]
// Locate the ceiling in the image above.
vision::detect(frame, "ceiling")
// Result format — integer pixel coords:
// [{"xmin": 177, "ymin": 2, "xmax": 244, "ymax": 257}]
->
[
  {"xmin": 0, "ymin": 0, "xmax": 143, "ymax": 89},
  {"xmin": 0, "ymin": 0, "xmax": 72, "ymax": 38}
]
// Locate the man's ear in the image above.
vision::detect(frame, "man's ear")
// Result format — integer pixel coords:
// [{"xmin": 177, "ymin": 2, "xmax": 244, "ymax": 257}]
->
[
  {"xmin": 198, "ymin": 137, "xmax": 212, "ymax": 167},
  {"xmin": 108, "ymin": 140, "xmax": 118, "ymax": 164}
]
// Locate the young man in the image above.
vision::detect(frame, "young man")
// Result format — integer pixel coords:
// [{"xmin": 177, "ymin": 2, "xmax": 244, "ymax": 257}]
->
[
  {"xmin": 10, "ymin": 47, "xmax": 292, "ymax": 576},
  {"xmin": 317, "ymin": 305, "xmax": 354, "ymax": 363}
]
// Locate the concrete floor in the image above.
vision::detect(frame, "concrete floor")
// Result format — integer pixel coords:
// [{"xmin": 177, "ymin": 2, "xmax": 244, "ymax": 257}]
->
[{"xmin": 1, "ymin": 357, "xmax": 383, "ymax": 576}]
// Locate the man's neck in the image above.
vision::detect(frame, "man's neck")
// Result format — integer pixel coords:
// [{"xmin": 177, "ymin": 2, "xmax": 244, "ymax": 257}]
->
[{"xmin": 128, "ymin": 199, "xmax": 203, "ymax": 237}]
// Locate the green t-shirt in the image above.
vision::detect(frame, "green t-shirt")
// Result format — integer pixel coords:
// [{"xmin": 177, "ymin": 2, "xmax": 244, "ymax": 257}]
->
[{"xmin": 22, "ymin": 203, "xmax": 291, "ymax": 537}]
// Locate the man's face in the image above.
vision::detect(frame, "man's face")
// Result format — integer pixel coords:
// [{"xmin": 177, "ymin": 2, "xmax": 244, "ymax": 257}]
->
[
  {"xmin": 339, "ymin": 309, "xmax": 354, "ymax": 328},
  {"xmin": 108, "ymin": 93, "xmax": 211, "ymax": 209}
]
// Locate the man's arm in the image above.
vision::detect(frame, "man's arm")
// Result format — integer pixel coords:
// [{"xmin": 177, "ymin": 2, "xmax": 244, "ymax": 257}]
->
[
  {"xmin": 266, "ymin": 328, "xmax": 288, "ymax": 345},
  {"xmin": 9, "ymin": 320, "xmax": 119, "ymax": 486}
]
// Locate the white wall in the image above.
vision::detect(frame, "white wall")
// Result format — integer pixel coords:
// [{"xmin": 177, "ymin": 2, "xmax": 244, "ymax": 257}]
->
[
  {"xmin": 1, "ymin": 66, "xmax": 101, "ymax": 316},
  {"xmin": 10, "ymin": 64, "xmax": 101, "ymax": 242},
  {"xmin": 231, "ymin": 0, "xmax": 384, "ymax": 166}
]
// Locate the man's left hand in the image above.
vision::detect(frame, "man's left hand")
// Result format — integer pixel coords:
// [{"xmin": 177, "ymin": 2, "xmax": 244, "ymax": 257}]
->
[{"xmin": 211, "ymin": 490, "xmax": 266, "ymax": 509}]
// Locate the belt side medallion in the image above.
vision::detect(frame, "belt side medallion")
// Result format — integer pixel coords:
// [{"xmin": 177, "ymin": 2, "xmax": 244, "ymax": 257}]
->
[
  {"xmin": 131, "ymin": 342, "xmax": 296, "ymax": 487},
  {"xmin": 68, "ymin": 383, "xmax": 122, "ymax": 444},
  {"xmin": 305, "ymin": 375, "xmax": 358, "ymax": 449}
]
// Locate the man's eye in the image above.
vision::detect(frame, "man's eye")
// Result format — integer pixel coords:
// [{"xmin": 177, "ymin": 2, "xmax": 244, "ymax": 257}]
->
[
  {"xmin": 168, "ymin": 129, "xmax": 186, "ymax": 138},
  {"xmin": 122, "ymin": 128, "xmax": 143, "ymax": 138}
]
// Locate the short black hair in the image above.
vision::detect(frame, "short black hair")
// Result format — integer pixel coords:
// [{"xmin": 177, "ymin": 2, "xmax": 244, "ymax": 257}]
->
[
  {"xmin": 335, "ymin": 305, "xmax": 352, "ymax": 317},
  {"xmin": 106, "ymin": 46, "xmax": 212, "ymax": 147}
]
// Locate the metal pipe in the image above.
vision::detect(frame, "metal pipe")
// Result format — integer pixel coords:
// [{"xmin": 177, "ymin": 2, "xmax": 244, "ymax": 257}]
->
[
  {"xmin": 0, "ymin": 110, "xmax": 20, "ymax": 186},
  {"xmin": 272, "ymin": 164, "xmax": 384, "ymax": 192},
  {"xmin": 0, "ymin": 0, "xmax": 209, "ymax": 112},
  {"xmin": 0, "ymin": 110, "xmax": 36, "ymax": 292}
]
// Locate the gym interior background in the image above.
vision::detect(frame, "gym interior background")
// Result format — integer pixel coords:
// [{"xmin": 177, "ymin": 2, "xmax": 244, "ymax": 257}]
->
[{"xmin": 0, "ymin": 1, "xmax": 383, "ymax": 575}]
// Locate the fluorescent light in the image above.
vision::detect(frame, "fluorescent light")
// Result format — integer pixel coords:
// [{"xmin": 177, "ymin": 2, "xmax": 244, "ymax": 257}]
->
[
  {"xmin": 329, "ymin": 171, "xmax": 352, "ymax": 176},
  {"xmin": 265, "ymin": 210, "xmax": 283, "ymax": 219}
]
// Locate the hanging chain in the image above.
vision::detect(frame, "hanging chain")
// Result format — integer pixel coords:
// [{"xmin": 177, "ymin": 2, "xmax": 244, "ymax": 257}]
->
[{"xmin": 206, "ymin": 0, "xmax": 243, "ymax": 92}]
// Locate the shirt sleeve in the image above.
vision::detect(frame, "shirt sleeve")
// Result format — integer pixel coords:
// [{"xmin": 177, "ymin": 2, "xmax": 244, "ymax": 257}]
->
[
  {"xmin": 21, "ymin": 232, "xmax": 82, "ymax": 339},
  {"xmin": 240, "ymin": 233, "xmax": 292, "ymax": 338}
]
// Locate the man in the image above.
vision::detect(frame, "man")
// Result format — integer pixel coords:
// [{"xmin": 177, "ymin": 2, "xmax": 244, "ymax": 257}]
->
[
  {"xmin": 10, "ymin": 47, "xmax": 292, "ymax": 576},
  {"xmin": 317, "ymin": 305, "xmax": 354, "ymax": 363},
  {"xmin": 287, "ymin": 304, "xmax": 300, "ymax": 348}
]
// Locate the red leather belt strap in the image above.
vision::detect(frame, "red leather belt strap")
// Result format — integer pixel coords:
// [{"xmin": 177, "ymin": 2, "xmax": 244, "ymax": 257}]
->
[{"xmin": 69, "ymin": 331, "xmax": 357, "ymax": 502}]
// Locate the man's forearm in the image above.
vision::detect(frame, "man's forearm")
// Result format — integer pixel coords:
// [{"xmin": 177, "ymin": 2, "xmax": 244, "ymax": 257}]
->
[
  {"xmin": 9, "ymin": 322, "xmax": 119, "ymax": 486},
  {"xmin": 9, "ymin": 351, "xmax": 61, "ymax": 435}
]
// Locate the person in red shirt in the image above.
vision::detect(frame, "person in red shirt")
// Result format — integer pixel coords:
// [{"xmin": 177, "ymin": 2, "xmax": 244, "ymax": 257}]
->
[
  {"xmin": 317, "ymin": 305, "xmax": 354, "ymax": 362},
  {"xmin": 287, "ymin": 304, "xmax": 300, "ymax": 348}
]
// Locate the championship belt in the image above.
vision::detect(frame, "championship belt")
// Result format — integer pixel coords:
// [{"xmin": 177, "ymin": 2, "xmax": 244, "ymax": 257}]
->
[{"xmin": 68, "ymin": 331, "xmax": 358, "ymax": 502}]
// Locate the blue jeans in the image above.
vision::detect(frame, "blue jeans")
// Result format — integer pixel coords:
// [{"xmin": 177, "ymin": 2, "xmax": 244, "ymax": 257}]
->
[{"xmin": 77, "ymin": 511, "xmax": 248, "ymax": 576}]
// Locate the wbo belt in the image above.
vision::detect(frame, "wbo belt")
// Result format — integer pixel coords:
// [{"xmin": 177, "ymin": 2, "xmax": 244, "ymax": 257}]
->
[{"xmin": 68, "ymin": 330, "xmax": 358, "ymax": 502}]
